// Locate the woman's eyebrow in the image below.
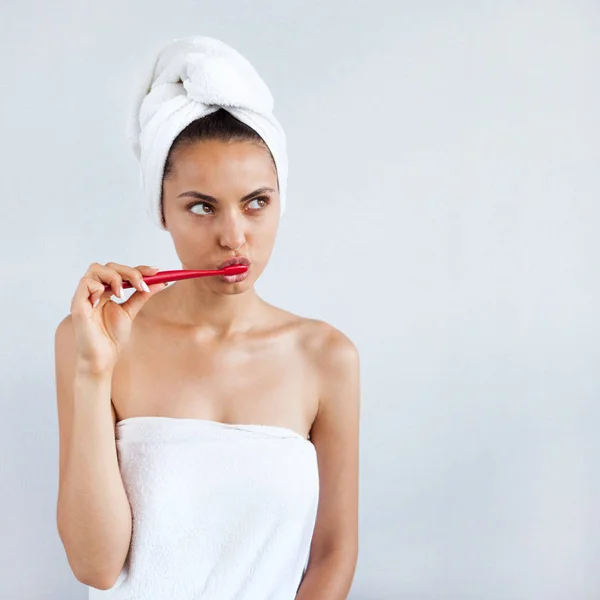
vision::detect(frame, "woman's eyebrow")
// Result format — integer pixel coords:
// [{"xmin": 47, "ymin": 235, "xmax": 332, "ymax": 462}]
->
[{"xmin": 177, "ymin": 187, "xmax": 276, "ymax": 203}]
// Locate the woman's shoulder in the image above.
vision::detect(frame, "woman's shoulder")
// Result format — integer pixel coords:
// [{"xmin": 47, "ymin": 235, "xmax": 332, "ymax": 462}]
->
[
  {"xmin": 272, "ymin": 308, "xmax": 358, "ymax": 367},
  {"xmin": 307, "ymin": 319, "xmax": 359, "ymax": 371},
  {"xmin": 292, "ymin": 316, "xmax": 360, "ymax": 423}
]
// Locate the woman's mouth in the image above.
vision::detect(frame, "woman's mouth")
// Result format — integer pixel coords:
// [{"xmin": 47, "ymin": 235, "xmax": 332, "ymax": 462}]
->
[
  {"xmin": 217, "ymin": 257, "xmax": 251, "ymax": 283},
  {"xmin": 219, "ymin": 269, "xmax": 249, "ymax": 284},
  {"xmin": 217, "ymin": 256, "xmax": 251, "ymax": 269}
]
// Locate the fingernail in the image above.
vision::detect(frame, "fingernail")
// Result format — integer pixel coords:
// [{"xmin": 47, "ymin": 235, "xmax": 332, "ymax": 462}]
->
[
  {"xmin": 118, "ymin": 286, "xmax": 124, "ymax": 299},
  {"xmin": 93, "ymin": 298, "xmax": 99, "ymax": 309},
  {"xmin": 141, "ymin": 281, "xmax": 151, "ymax": 293}
]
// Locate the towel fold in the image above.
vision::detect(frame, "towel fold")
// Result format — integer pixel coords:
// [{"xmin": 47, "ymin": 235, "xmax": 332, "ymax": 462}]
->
[
  {"xmin": 127, "ymin": 36, "xmax": 288, "ymax": 229},
  {"xmin": 88, "ymin": 416, "xmax": 319, "ymax": 599}
]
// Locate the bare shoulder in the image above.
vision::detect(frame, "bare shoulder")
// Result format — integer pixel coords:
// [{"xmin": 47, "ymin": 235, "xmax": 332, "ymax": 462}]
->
[
  {"xmin": 267, "ymin": 306, "xmax": 359, "ymax": 383},
  {"xmin": 56, "ymin": 313, "xmax": 73, "ymax": 332},
  {"xmin": 297, "ymin": 317, "xmax": 360, "ymax": 375},
  {"xmin": 54, "ymin": 313, "xmax": 117, "ymax": 424},
  {"xmin": 55, "ymin": 314, "xmax": 75, "ymax": 356}
]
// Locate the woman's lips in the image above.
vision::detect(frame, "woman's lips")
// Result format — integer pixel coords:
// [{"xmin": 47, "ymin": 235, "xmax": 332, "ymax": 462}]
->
[
  {"xmin": 219, "ymin": 263, "xmax": 250, "ymax": 283},
  {"xmin": 217, "ymin": 256, "xmax": 251, "ymax": 270}
]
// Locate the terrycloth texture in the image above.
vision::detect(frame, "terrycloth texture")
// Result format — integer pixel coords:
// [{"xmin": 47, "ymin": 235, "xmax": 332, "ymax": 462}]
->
[
  {"xmin": 127, "ymin": 36, "xmax": 289, "ymax": 230},
  {"xmin": 88, "ymin": 416, "xmax": 319, "ymax": 600}
]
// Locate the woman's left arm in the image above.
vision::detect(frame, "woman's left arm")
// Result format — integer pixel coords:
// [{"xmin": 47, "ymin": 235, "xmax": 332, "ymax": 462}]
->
[{"xmin": 296, "ymin": 327, "xmax": 361, "ymax": 600}]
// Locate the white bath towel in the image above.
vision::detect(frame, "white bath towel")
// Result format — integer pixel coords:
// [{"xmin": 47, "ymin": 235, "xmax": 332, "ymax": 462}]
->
[
  {"xmin": 88, "ymin": 416, "xmax": 319, "ymax": 599},
  {"xmin": 126, "ymin": 36, "xmax": 289, "ymax": 230}
]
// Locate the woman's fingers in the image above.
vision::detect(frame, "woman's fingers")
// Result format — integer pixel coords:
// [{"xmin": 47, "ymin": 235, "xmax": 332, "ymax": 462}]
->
[
  {"xmin": 85, "ymin": 263, "xmax": 124, "ymax": 298},
  {"xmin": 87, "ymin": 263, "xmax": 158, "ymax": 295},
  {"xmin": 104, "ymin": 262, "xmax": 150, "ymax": 294},
  {"xmin": 132, "ymin": 265, "xmax": 161, "ymax": 290},
  {"xmin": 135, "ymin": 265, "xmax": 161, "ymax": 275},
  {"xmin": 120, "ymin": 274, "xmax": 167, "ymax": 321},
  {"xmin": 71, "ymin": 276, "xmax": 110, "ymax": 316},
  {"xmin": 107, "ymin": 264, "xmax": 161, "ymax": 293},
  {"xmin": 74, "ymin": 263, "xmax": 161, "ymax": 313}
]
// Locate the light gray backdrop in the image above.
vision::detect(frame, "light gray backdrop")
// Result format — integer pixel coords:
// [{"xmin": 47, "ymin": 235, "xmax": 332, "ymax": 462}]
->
[{"xmin": 1, "ymin": 0, "xmax": 598, "ymax": 598}]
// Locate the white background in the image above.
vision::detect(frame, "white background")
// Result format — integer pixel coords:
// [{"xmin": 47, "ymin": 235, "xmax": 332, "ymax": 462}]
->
[{"xmin": 0, "ymin": 0, "xmax": 598, "ymax": 598}]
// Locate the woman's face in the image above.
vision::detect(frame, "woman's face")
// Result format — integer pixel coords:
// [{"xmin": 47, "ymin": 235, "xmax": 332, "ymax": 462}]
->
[{"xmin": 161, "ymin": 138, "xmax": 280, "ymax": 293}]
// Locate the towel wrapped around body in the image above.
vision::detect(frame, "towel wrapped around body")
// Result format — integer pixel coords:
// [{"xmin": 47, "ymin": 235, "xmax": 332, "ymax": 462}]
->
[{"xmin": 88, "ymin": 416, "xmax": 319, "ymax": 599}]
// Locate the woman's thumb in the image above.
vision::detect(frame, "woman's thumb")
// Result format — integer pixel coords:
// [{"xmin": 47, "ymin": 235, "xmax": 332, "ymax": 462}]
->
[{"xmin": 120, "ymin": 283, "xmax": 167, "ymax": 321}]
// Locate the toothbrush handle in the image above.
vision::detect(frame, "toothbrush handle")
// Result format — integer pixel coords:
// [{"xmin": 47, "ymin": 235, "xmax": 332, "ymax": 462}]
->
[{"xmin": 103, "ymin": 269, "xmax": 225, "ymax": 291}]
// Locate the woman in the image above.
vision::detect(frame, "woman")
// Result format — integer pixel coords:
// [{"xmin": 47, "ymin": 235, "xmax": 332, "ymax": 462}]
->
[{"xmin": 55, "ymin": 36, "xmax": 360, "ymax": 599}]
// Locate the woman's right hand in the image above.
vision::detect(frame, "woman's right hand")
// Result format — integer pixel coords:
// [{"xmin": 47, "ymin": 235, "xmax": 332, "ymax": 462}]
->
[{"xmin": 69, "ymin": 262, "xmax": 167, "ymax": 375}]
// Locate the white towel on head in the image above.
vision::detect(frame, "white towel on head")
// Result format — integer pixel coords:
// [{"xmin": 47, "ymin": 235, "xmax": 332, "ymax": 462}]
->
[{"xmin": 126, "ymin": 36, "xmax": 288, "ymax": 230}]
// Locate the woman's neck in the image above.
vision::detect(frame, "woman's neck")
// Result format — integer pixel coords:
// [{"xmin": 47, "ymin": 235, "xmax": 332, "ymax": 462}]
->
[{"xmin": 148, "ymin": 279, "xmax": 266, "ymax": 337}]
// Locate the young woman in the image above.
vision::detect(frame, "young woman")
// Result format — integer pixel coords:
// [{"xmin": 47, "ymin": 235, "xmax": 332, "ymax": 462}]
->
[{"xmin": 55, "ymin": 36, "xmax": 360, "ymax": 599}]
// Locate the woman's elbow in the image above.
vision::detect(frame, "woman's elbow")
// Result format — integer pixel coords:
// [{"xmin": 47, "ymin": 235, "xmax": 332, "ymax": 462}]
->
[
  {"xmin": 75, "ymin": 567, "xmax": 121, "ymax": 591},
  {"xmin": 59, "ymin": 538, "xmax": 123, "ymax": 591}
]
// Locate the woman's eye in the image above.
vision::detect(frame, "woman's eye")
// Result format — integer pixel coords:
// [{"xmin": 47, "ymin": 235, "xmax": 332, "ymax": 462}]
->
[
  {"xmin": 188, "ymin": 197, "xmax": 269, "ymax": 215},
  {"xmin": 190, "ymin": 202, "xmax": 213, "ymax": 215},
  {"xmin": 247, "ymin": 197, "xmax": 269, "ymax": 210}
]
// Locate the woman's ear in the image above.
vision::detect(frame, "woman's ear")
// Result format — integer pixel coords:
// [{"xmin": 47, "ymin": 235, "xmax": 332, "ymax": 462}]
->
[{"xmin": 160, "ymin": 192, "xmax": 168, "ymax": 230}]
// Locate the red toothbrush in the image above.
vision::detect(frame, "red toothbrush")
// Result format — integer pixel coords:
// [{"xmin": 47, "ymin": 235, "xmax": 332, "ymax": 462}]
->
[{"xmin": 103, "ymin": 265, "xmax": 249, "ymax": 291}]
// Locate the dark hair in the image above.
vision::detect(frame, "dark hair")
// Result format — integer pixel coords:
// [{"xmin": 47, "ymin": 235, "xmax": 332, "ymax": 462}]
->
[{"xmin": 160, "ymin": 108, "xmax": 276, "ymax": 227}]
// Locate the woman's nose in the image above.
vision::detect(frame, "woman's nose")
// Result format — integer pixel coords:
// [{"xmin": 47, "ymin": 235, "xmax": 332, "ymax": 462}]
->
[{"xmin": 218, "ymin": 211, "xmax": 246, "ymax": 250}]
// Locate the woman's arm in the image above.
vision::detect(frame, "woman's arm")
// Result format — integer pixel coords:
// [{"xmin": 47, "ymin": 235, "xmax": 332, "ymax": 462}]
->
[
  {"xmin": 296, "ymin": 326, "xmax": 361, "ymax": 600},
  {"xmin": 55, "ymin": 316, "xmax": 132, "ymax": 590}
]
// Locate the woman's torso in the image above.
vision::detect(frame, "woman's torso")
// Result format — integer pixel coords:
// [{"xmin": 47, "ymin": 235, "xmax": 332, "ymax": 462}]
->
[
  {"xmin": 92, "ymin": 294, "xmax": 325, "ymax": 598},
  {"xmin": 110, "ymin": 294, "xmax": 324, "ymax": 436}
]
